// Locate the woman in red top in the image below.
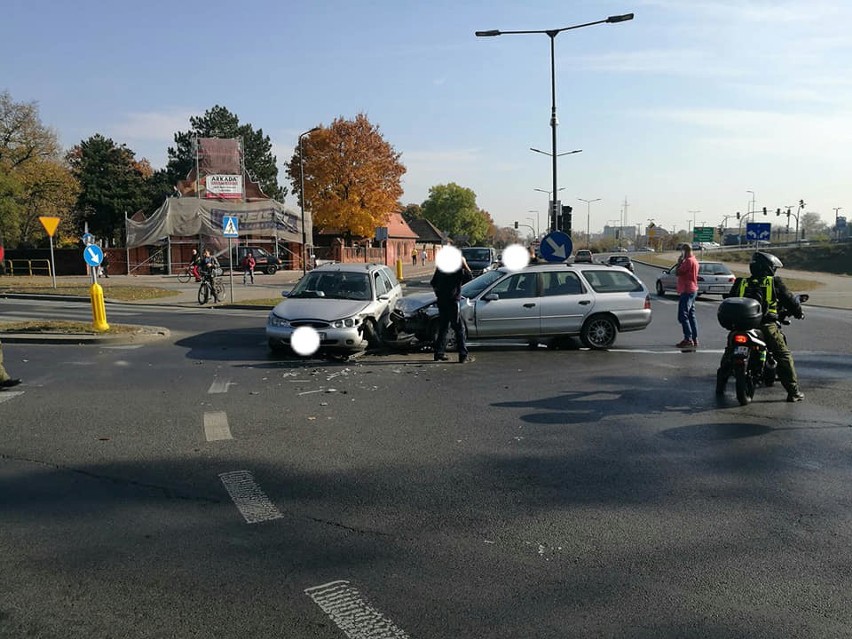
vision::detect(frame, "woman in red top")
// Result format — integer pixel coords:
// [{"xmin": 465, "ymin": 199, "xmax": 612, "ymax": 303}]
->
[{"xmin": 675, "ymin": 244, "xmax": 699, "ymax": 349}]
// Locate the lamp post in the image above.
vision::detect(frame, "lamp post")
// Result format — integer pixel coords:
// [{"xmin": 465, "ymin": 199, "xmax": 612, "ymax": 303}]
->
[
  {"xmin": 298, "ymin": 126, "xmax": 321, "ymax": 275},
  {"xmin": 534, "ymin": 187, "xmax": 565, "ymax": 230},
  {"xmin": 833, "ymin": 207, "xmax": 843, "ymax": 240},
  {"xmin": 477, "ymin": 13, "xmax": 634, "ymax": 232},
  {"xmin": 527, "ymin": 210, "xmax": 540, "ymax": 237},
  {"xmin": 578, "ymin": 198, "xmax": 601, "ymax": 248}
]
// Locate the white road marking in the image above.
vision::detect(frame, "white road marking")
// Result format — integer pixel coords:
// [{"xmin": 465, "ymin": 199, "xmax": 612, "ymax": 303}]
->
[
  {"xmin": 219, "ymin": 470, "xmax": 283, "ymax": 524},
  {"xmin": 305, "ymin": 580, "xmax": 410, "ymax": 639},
  {"xmin": 0, "ymin": 391, "xmax": 24, "ymax": 404},
  {"xmin": 207, "ymin": 379, "xmax": 233, "ymax": 394},
  {"xmin": 103, "ymin": 344, "xmax": 144, "ymax": 350},
  {"xmin": 204, "ymin": 411, "xmax": 233, "ymax": 441}
]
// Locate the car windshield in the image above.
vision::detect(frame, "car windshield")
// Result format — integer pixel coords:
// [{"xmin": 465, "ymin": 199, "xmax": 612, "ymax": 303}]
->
[
  {"xmin": 462, "ymin": 249, "xmax": 492, "ymax": 262},
  {"xmin": 461, "ymin": 269, "xmax": 504, "ymax": 298},
  {"xmin": 289, "ymin": 271, "xmax": 372, "ymax": 300}
]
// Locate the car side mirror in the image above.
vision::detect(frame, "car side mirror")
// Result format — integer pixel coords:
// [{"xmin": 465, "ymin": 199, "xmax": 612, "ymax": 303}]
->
[
  {"xmin": 483, "ymin": 293, "xmax": 499, "ymax": 301},
  {"xmin": 281, "ymin": 290, "xmax": 289, "ymax": 297},
  {"xmin": 378, "ymin": 294, "xmax": 389, "ymax": 301}
]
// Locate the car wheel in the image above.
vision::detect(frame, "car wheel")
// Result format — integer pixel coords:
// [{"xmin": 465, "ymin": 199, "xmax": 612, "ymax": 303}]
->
[
  {"xmin": 362, "ymin": 319, "xmax": 381, "ymax": 349},
  {"xmin": 580, "ymin": 315, "xmax": 617, "ymax": 350},
  {"xmin": 265, "ymin": 264, "xmax": 278, "ymax": 275},
  {"xmin": 655, "ymin": 280, "xmax": 666, "ymax": 297}
]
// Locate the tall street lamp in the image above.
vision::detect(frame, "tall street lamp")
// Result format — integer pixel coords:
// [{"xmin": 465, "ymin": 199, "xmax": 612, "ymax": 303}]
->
[
  {"xmin": 534, "ymin": 187, "xmax": 565, "ymax": 224},
  {"xmin": 578, "ymin": 197, "xmax": 601, "ymax": 248},
  {"xmin": 527, "ymin": 210, "xmax": 540, "ymax": 237},
  {"xmin": 477, "ymin": 13, "xmax": 634, "ymax": 232},
  {"xmin": 298, "ymin": 126, "xmax": 321, "ymax": 275}
]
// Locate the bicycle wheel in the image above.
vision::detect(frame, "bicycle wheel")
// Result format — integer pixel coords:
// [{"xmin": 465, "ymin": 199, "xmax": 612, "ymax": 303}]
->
[
  {"xmin": 197, "ymin": 281, "xmax": 210, "ymax": 305},
  {"xmin": 214, "ymin": 278, "xmax": 225, "ymax": 298},
  {"xmin": 177, "ymin": 268, "xmax": 191, "ymax": 284}
]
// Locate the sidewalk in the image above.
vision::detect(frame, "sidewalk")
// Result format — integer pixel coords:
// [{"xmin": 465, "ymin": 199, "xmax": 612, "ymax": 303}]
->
[{"xmin": 1, "ymin": 262, "xmax": 439, "ymax": 309}]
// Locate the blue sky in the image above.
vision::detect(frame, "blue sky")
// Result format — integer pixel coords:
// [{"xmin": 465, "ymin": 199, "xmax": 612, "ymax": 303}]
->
[{"xmin": 3, "ymin": 0, "xmax": 850, "ymax": 234}]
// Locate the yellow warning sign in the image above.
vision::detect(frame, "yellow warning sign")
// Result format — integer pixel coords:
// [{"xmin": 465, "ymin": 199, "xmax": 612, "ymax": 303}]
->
[{"xmin": 39, "ymin": 216, "xmax": 61, "ymax": 237}]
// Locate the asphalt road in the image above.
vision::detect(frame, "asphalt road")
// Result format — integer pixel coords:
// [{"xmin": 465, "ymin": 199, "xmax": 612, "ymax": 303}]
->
[{"xmin": 1, "ymin": 272, "xmax": 851, "ymax": 638}]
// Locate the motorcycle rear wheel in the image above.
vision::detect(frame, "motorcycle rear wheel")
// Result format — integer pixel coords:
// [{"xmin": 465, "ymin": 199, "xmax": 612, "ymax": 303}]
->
[{"xmin": 735, "ymin": 366, "xmax": 754, "ymax": 406}]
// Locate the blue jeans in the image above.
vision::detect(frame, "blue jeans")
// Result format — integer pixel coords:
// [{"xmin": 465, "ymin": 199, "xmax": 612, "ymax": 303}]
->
[{"xmin": 678, "ymin": 292, "xmax": 698, "ymax": 341}]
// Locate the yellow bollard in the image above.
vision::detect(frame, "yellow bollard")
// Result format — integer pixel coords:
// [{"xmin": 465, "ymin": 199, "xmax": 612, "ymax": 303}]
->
[
  {"xmin": 90, "ymin": 282, "xmax": 110, "ymax": 332},
  {"xmin": 395, "ymin": 257, "xmax": 404, "ymax": 282}
]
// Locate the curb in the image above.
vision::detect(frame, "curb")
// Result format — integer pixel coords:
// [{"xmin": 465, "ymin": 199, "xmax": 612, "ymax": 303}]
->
[{"xmin": 0, "ymin": 326, "xmax": 171, "ymax": 345}]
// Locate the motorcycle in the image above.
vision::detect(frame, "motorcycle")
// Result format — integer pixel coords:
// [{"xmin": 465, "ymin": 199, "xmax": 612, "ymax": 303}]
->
[{"xmin": 715, "ymin": 293, "xmax": 807, "ymax": 405}]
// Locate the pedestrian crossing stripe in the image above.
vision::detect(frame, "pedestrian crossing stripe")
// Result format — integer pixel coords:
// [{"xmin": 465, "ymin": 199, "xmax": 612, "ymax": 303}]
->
[{"xmin": 223, "ymin": 216, "xmax": 239, "ymax": 237}]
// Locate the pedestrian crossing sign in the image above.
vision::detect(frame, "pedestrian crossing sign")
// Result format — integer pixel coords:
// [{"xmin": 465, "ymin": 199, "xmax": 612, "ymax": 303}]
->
[{"xmin": 223, "ymin": 216, "xmax": 239, "ymax": 238}]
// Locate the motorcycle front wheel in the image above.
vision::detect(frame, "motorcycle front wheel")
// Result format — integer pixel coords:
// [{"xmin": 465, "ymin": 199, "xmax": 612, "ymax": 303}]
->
[{"xmin": 734, "ymin": 365, "xmax": 755, "ymax": 406}]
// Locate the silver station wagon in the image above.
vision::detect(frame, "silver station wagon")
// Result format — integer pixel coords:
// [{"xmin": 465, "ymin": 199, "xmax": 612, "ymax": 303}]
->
[
  {"xmin": 387, "ymin": 263, "xmax": 652, "ymax": 350},
  {"xmin": 267, "ymin": 263, "xmax": 402, "ymax": 354},
  {"xmin": 655, "ymin": 261, "xmax": 736, "ymax": 298}
]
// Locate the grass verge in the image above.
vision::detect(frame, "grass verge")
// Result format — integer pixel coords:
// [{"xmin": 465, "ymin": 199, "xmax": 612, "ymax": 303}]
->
[{"xmin": 0, "ymin": 320, "xmax": 146, "ymax": 335}]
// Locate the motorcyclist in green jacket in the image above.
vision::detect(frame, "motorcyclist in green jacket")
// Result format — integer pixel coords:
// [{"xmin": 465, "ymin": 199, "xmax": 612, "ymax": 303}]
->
[{"xmin": 717, "ymin": 251, "xmax": 805, "ymax": 402}]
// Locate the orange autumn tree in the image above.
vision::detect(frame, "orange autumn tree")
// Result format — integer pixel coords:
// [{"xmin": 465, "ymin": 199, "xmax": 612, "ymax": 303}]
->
[{"xmin": 287, "ymin": 113, "xmax": 405, "ymax": 238}]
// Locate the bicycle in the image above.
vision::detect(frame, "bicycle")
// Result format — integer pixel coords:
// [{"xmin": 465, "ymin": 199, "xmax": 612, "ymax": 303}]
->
[
  {"xmin": 177, "ymin": 265, "xmax": 198, "ymax": 284},
  {"xmin": 197, "ymin": 270, "xmax": 225, "ymax": 305}
]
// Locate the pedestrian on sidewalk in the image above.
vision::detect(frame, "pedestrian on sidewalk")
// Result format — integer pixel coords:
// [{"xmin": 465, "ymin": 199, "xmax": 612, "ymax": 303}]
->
[
  {"xmin": 411, "ymin": 248, "xmax": 418, "ymax": 266},
  {"xmin": 421, "ymin": 248, "xmax": 427, "ymax": 266},
  {"xmin": 675, "ymin": 243, "xmax": 699, "ymax": 349},
  {"xmin": 242, "ymin": 250, "xmax": 256, "ymax": 285},
  {"xmin": 0, "ymin": 339, "xmax": 22, "ymax": 389}
]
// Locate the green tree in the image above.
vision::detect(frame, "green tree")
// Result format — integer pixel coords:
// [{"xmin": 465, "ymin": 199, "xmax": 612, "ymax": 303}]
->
[
  {"xmin": 401, "ymin": 203, "xmax": 422, "ymax": 223},
  {"xmin": 167, "ymin": 105, "xmax": 284, "ymax": 200},
  {"xmin": 285, "ymin": 114, "xmax": 405, "ymax": 238},
  {"xmin": 67, "ymin": 134, "xmax": 149, "ymax": 244},
  {"xmin": 801, "ymin": 211, "xmax": 828, "ymax": 239},
  {"xmin": 0, "ymin": 91, "xmax": 79, "ymax": 247},
  {"xmin": 421, "ymin": 183, "xmax": 490, "ymax": 245}
]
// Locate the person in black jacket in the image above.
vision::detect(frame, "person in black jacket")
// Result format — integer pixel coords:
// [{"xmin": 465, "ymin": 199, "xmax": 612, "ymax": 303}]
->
[
  {"xmin": 718, "ymin": 251, "xmax": 804, "ymax": 402},
  {"xmin": 430, "ymin": 256, "xmax": 473, "ymax": 363}
]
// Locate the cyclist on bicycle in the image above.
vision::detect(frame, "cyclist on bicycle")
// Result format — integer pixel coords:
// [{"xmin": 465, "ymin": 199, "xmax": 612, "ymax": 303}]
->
[
  {"xmin": 190, "ymin": 248, "xmax": 203, "ymax": 282},
  {"xmin": 200, "ymin": 249, "xmax": 221, "ymax": 303}
]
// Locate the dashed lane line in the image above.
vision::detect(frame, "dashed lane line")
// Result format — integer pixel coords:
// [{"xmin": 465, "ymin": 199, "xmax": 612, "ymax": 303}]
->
[
  {"xmin": 218, "ymin": 470, "xmax": 283, "ymax": 524},
  {"xmin": 0, "ymin": 391, "xmax": 24, "ymax": 404},
  {"xmin": 204, "ymin": 411, "xmax": 233, "ymax": 441},
  {"xmin": 305, "ymin": 580, "xmax": 410, "ymax": 639}
]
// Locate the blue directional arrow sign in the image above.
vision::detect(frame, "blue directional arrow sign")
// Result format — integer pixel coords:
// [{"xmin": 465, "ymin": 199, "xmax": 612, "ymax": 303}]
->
[
  {"xmin": 83, "ymin": 244, "xmax": 104, "ymax": 267},
  {"xmin": 746, "ymin": 222, "xmax": 771, "ymax": 241},
  {"xmin": 222, "ymin": 215, "xmax": 239, "ymax": 238},
  {"xmin": 540, "ymin": 231, "xmax": 573, "ymax": 263}
]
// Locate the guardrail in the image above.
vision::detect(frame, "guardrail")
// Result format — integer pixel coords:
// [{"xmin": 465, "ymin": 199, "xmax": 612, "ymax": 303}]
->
[{"xmin": 3, "ymin": 259, "xmax": 52, "ymax": 276}]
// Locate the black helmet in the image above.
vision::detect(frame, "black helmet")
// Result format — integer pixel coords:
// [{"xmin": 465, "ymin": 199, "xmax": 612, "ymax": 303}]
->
[{"xmin": 749, "ymin": 251, "xmax": 783, "ymax": 277}]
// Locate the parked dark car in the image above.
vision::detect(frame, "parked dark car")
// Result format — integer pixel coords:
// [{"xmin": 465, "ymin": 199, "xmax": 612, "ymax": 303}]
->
[{"xmin": 216, "ymin": 246, "xmax": 283, "ymax": 274}]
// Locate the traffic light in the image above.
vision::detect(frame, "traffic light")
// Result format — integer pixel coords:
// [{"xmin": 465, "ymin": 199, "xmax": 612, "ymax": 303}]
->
[
  {"xmin": 763, "ymin": 206, "xmax": 767, "ymax": 215},
  {"xmin": 514, "ymin": 221, "xmax": 518, "ymax": 229},
  {"xmin": 561, "ymin": 205, "xmax": 573, "ymax": 234},
  {"xmin": 736, "ymin": 212, "xmax": 740, "ymax": 220},
  {"xmin": 776, "ymin": 208, "xmax": 781, "ymax": 216}
]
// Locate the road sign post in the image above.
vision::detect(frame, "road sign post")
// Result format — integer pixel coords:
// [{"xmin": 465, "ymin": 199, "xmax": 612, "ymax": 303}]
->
[
  {"xmin": 39, "ymin": 216, "xmax": 61, "ymax": 288},
  {"xmin": 223, "ymin": 216, "xmax": 239, "ymax": 303},
  {"xmin": 82, "ymin": 243, "xmax": 109, "ymax": 331}
]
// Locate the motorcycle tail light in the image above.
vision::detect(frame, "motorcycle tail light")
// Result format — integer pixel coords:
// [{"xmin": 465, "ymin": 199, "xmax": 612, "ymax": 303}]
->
[{"xmin": 733, "ymin": 334, "xmax": 748, "ymax": 344}]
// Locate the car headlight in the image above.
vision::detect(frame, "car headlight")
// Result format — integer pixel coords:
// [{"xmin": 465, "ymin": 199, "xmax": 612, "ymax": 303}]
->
[
  {"xmin": 330, "ymin": 316, "xmax": 360, "ymax": 329},
  {"xmin": 267, "ymin": 313, "xmax": 290, "ymax": 328}
]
